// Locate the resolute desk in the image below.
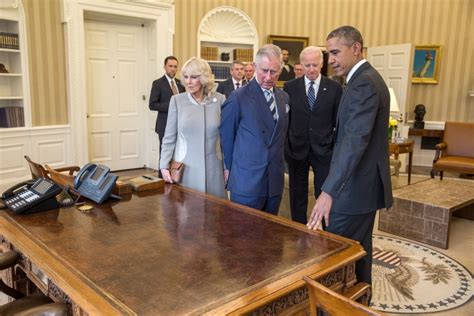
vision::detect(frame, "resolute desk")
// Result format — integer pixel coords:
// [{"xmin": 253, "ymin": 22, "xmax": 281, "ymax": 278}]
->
[{"xmin": 0, "ymin": 185, "xmax": 364, "ymax": 315}]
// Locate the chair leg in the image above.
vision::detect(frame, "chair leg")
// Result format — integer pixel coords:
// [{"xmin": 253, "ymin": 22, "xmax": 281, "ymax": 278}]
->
[
  {"xmin": 440, "ymin": 171, "xmax": 444, "ymax": 180},
  {"xmin": 430, "ymin": 169, "xmax": 436, "ymax": 178}
]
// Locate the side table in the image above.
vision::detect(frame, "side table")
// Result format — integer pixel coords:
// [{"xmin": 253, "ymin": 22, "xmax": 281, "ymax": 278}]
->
[{"xmin": 389, "ymin": 140, "xmax": 414, "ymax": 184}]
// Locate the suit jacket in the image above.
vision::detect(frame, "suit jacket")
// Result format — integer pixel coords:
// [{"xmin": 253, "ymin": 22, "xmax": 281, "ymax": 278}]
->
[
  {"xmin": 283, "ymin": 76, "xmax": 342, "ymax": 160},
  {"xmin": 216, "ymin": 78, "xmax": 241, "ymax": 98},
  {"xmin": 278, "ymin": 64, "xmax": 295, "ymax": 81},
  {"xmin": 148, "ymin": 75, "xmax": 185, "ymax": 136},
  {"xmin": 219, "ymin": 79, "xmax": 290, "ymax": 197},
  {"xmin": 322, "ymin": 62, "xmax": 393, "ymax": 214}
]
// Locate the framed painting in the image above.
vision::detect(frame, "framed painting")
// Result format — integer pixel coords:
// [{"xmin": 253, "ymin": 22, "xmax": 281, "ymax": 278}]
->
[
  {"xmin": 268, "ymin": 35, "xmax": 309, "ymax": 87},
  {"xmin": 412, "ymin": 45, "xmax": 442, "ymax": 84}
]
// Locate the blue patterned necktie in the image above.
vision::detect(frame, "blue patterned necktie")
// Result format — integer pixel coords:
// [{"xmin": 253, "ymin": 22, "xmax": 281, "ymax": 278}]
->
[
  {"xmin": 307, "ymin": 81, "xmax": 315, "ymax": 111},
  {"xmin": 265, "ymin": 90, "xmax": 277, "ymax": 121}
]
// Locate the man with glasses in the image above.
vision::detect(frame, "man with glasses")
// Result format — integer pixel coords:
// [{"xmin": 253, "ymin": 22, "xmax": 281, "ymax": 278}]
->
[{"xmin": 220, "ymin": 44, "xmax": 289, "ymax": 214}]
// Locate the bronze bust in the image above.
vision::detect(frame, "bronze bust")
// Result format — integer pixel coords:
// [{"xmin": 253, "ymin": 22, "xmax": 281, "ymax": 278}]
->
[{"xmin": 414, "ymin": 104, "xmax": 426, "ymax": 129}]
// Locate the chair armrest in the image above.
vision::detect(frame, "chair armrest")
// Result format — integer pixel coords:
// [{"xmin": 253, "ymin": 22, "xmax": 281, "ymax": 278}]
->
[
  {"xmin": 0, "ymin": 251, "xmax": 24, "ymax": 299},
  {"xmin": 54, "ymin": 166, "xmax": 80, "ymax": 175},
  {"xmin": 0, "ymin": 251, "xmax": 18, "ymax": 270},
  {"xmin": 433, "ymin": 142, "xmax": 447, "ymax": 162},
  {"xmin": 342, "ymin": 282, "xmax": 371, "ymax": 301}
]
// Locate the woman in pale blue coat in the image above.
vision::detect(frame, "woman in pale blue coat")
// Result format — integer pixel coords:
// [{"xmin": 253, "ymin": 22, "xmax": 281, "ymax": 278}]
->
[{"xmin": 159, "ymin": 57, "xmax": 227, "ymax": 199}]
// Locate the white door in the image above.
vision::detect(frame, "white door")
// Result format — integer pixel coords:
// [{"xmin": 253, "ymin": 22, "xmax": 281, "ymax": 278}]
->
[
  {"xmin": 368, "ymin": 44, "xmax": 413, "ymax": 124},
  {"xmin": 85, "ymin": 20, "xmax": 146, "ymax": 170},
  {"xmin": 368, "ymin": 44, "xmax": 414, "ymax": 170}
]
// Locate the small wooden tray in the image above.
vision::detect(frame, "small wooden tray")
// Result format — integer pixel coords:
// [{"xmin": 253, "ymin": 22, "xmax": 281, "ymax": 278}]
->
[{"xmin": 125, "ymin": 174, "xmax": 164, "ymax": 192}]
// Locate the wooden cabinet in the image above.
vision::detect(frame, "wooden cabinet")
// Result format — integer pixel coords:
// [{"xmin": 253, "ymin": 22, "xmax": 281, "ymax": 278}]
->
[{"xmin": 0, "ymin": 6, "xmax": 29, "ymax": 128}]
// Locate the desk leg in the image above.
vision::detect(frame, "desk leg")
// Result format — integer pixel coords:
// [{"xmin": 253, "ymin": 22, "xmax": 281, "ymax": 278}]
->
[{"xmin": 408, "ymin": 151, "xmax": 413, "ymax": 184}]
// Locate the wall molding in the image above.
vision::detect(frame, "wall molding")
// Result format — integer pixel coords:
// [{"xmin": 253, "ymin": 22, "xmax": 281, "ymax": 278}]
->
[
  {"xmin": 0, "ymin": 125, "xmax": 73, "ymax": 191},
  {"xmin": 407, "ymin": 120, "xmax": 445, "ymax": 167}
]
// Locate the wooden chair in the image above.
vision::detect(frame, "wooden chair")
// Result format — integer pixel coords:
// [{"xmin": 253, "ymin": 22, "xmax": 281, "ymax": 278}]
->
[
  {"xmin": 44, "ymin": 164, "xmax": 75, "ymax": 188},
  {"xmin": 24, "ymin": 155, "xmax": 79, "ymax": 181},
  {"xmin": 303, "ymin": 276, "xmax": 384, "ymax": 316},
  {"xmin": 430, "ymin": 121, "xmax": 474, "ymax": 179},
  {"xmin": 0, "ymin": 250, "xmax": 68, "ymax": 315}
]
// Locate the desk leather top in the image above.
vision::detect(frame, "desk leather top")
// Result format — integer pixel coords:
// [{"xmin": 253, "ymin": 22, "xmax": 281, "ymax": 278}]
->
[{"xmin": 0, "ymin": 185, "xmax": 363, "ymax": 315}]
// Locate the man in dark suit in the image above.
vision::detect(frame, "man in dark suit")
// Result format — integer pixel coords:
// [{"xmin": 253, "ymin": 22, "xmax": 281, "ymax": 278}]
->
[
  {"xmin": 149, "ymin": 56, "xmax": 185, "ymax": 175},
  {"xmin": 284, "ymin": 46, "xmax": 342, "ymax": 225},
  {"xmin": 307, "ymin": 26, "xmax": 393, "ymax": 287},
  {"xmin": 216, "ymin": 60, "xmax": 245, "ymax": 98},
  {"xmin": 278, "ymin": 48, "xmax": 295, "ymax": 81},
  {"xmin": 220, "ymin": 44, "xmax": 289, "ymax": 214}
]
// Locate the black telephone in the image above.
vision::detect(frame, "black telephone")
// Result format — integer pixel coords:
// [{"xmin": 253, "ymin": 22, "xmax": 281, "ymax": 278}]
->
[
  {"xmin": 1, "ymin": 178, "xmax": 61, "ymax": 214},
  {"xmin": 74, "ymin": 163, "xmax": 118, "ymax": 204}
]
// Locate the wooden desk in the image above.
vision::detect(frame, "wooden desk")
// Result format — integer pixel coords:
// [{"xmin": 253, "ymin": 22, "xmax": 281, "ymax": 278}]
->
[
  {"xmin": 0, "ymin": 186, "xmax": 364, "ymax": 315},
  {"xmin": 390, "ymin": 140, "xmax": 414, "ymax": 184}
]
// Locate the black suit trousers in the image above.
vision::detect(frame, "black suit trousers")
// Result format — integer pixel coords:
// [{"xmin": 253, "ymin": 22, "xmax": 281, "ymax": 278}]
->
[
  {"xmin": 286, "ymin": 149, "xmax": 330, "ymax": 224},
  {"xmin": 326, "ymin": 211, "xmax": 377, "ymax": 285}
]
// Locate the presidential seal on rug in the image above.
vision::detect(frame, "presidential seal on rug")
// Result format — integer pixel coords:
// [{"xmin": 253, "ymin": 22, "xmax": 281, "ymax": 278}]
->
[{"xmin": 371, "ymin": 235, "xmax": 472, "ymax": 313}]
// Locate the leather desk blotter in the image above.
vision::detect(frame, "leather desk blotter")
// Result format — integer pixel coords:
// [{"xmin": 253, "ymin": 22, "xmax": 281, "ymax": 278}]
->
[{"xmin": 125, "ymin": 174, "xmax": 164, "ymax": 192}]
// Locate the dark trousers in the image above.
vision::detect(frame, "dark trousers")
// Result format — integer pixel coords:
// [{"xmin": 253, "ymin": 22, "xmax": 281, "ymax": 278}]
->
[
  {"xmin": 326, "ymin": 211, "xmax": 377, "ymax": 285},
  {"xmin": 286, "ymin": 150, "xmax": 330, "ymax": 224},
  {"xmin": 230, "ymin": 193, "xmax": 282, "ymax": 215}
]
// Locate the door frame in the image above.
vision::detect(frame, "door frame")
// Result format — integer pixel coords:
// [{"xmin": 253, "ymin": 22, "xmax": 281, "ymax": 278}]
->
[{"xmin": 61, "ymin": 0, "xmax": 174, "ymax": 168}]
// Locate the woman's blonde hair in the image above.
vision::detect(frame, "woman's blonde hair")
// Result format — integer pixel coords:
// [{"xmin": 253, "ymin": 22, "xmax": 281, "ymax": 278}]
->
[{"xmin": 181, "ymin": 57, "xmax": 215, "ymax": 97}]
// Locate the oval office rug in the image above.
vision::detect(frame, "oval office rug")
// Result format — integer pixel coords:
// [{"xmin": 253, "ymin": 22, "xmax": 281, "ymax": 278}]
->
[{"xmin": 370, "ymin": 235, "xmax": 473, "ymax": 313}]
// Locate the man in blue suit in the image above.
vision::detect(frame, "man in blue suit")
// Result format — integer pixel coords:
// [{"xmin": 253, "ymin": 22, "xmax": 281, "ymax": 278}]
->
[
  {"xmin": 220, "ymin": 44, "xmax": 289, "ymax": 215},
  {"xmin": 307, "ymin": 26, "xmax": 393, "ymax": 286}
]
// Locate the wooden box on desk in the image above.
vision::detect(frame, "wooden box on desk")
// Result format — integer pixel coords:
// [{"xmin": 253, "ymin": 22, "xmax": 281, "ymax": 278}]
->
[
  {"xmin": 112, "ymin": 180, "xmax": 133, "ymax": 195},
  {"xmin": 125, "ymin": 174, "xmax": 164, "ymax": 192}
]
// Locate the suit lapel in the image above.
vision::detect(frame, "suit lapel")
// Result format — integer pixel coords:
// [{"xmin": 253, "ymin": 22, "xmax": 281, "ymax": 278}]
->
[
  {"xmin": 335, "ymin": 62, "xmax": 371, "ymax": 137},
  {"xmin": 248, "ymin": 80, "xmax": 275, "ymax": 132}
]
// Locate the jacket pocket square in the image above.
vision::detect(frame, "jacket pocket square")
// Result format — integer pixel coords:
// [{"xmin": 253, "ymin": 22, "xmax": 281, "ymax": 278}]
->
[{"xmin": 285, "ymin": 104, "xmax": 290, "ymax": 113}]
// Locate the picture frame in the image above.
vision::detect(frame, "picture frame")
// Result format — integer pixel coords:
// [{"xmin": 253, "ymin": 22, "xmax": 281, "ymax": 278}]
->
[
  {"xmin": 268, "ymin": 35, "xmax": 309, "ymax": 87},
  {"xmin": 412, "ymin": 45, "xmax": 442, "ymax": 84}
]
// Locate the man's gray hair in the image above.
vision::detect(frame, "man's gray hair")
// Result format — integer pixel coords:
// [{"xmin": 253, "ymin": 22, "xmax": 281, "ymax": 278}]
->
[
  {"xmin": 327, "ymin": 25, "xmax": 364, "ymax": 48},
  {"xmin": 300, "ymin": 46, "xmax": 324, "ymax": 62},
  {"xmin": 255, "ymin": 44, "xmax": 283, "ymax": 69}
]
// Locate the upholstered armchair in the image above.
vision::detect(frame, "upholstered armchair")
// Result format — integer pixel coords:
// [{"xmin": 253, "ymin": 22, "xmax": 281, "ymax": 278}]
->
[{"xmin": 430, "ymin": 121, "xmax": 474, "ymax": 179}]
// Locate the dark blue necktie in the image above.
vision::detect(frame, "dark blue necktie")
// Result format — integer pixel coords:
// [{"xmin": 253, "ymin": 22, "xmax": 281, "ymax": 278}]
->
[{"xmin": 308, "ymin": 81, "xmax": 315, "ymax": 111}]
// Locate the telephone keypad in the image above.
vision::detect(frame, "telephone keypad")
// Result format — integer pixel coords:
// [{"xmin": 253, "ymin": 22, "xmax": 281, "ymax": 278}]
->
[{"xmin": 3, "ymin": 178, "xmax": 61, "ymax": 214}]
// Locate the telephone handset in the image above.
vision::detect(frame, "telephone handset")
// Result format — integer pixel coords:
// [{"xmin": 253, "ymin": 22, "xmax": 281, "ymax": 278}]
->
[
  {"xmin": 74, "ymin": 163, "xmax": 118, "ymax": 204},
  {"xmin": 2, "ymin": 178, "xmax": 61, "ymax": 214}
]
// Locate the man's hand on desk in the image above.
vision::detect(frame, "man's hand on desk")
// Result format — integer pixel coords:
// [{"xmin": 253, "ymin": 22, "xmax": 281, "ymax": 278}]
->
[
  {"xmin": 307, "ymin": 191, "xmax": 333, "ymax": 230},
  {"xmin": 161, "ymin": 169, "xmax": 174, "ymax": 183}
]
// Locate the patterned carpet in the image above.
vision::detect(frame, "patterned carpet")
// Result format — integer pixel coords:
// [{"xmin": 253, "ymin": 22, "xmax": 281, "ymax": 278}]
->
[{"xmin": 371, "ymin": 234, "xmax": 473, "ymax": 313}]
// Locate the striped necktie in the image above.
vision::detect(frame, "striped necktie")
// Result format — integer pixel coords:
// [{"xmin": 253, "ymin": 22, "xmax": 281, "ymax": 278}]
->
[
  {"xmin": 170, "ymin": 80, "xmax": 178, "ymax": 95},
  {"xmin": 307, "ymin": 81, "xmax": 316, "ymax": 111},
  {"xmin": 265, "ymin": 90, "xmax": 277, "ymax": 121}
]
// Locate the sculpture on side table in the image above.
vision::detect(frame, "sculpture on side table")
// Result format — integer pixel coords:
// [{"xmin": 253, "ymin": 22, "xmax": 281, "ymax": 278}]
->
[{"xmin": 413, "ymin": 104, "xmax": 426, "ymax": 129}]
